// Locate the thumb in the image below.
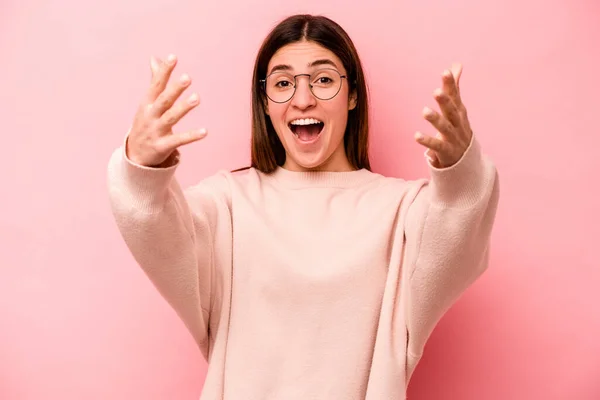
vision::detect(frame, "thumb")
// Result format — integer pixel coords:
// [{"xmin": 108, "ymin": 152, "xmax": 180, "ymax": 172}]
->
[{"xmin": 165, "ymin": 128, "xmax": 209, "ymax": 152}]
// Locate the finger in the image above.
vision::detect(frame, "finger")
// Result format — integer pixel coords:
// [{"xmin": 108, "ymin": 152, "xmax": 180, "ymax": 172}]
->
[
  {"xmin": 433, "ymin": 89, "xmax": 461, "ymax": 127},
  {"xmin": 451, "ymin": 62, "xmax": 463, "ymax": 87},
  {"xmin": 423, "ymin": 106, "xmax": 456, "ymax": 139},
  {"xmin": 160, "ymin": 92, "xmax": 200, "ymax": 127},
  {"xmin": 415, "ymin": 131, "xmax": 445, "ymax": 153},
  {"xmin": 145, "ymin": 54, "xmax": 177, "ymax": 103},
  {"xmin": 151, "ymin": 73, "xmax": 193, "ymax": 117},
  {"xmin": 150, "ymin": 56, "xmax": 162, "ymax": 80},
  {"xmin": 160, "ymin": 128, "xmax": 208, "ymax": 152},
  {"xmin": 424, "ymin": 148, "xmax": 438, "ymax": 164},
  {"xmin": 441, "ymin": 68, "xmax": 462, "ymax": 108}
]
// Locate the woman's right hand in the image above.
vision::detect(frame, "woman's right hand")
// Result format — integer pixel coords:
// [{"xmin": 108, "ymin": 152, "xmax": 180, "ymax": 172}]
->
[{"xmin": 126, "ymin": 54, "xmax": 207, "ymax": 168}]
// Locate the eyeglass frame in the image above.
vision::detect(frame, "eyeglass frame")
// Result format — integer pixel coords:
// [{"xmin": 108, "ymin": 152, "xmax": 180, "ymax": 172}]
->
[{"xmin": 259, "ymin": 68, "xmax": 348, "ymax": 103}]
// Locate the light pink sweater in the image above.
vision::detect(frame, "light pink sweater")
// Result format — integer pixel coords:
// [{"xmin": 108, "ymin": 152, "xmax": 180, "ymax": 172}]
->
[{"xmin": 107, "ymin": 134, "xmax": 499, "ymax": 400}]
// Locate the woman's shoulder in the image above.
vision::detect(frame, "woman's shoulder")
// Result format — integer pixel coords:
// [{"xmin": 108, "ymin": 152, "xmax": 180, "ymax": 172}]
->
[
  {"xmin": 185, "ymin": 167, "xmax": 262, "ymax": 197},
  {"xmin": 362, "ymin": 170, "xmax": 428, "ymax": 192}
]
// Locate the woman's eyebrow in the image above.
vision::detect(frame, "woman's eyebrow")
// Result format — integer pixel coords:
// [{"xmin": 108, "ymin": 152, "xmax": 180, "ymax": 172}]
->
[
  {"xmin": 268, "ymin": 59, "xmax": 340, "ymax": 75},
  {"xmin": 308, "ymin": 59, "xmax": 338, "ymax": 69}
]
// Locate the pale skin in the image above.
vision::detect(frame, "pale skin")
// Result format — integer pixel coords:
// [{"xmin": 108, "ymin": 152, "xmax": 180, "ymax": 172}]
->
[
  {"xmin": 126, "ymin": 50, "xmax": 473, "ymax": 170},
  {"xmin": 263, "ymin": 41, "xmax": 357, "ymax": 172}
]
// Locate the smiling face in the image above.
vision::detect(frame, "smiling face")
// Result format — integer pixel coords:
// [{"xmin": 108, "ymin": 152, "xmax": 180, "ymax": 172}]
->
[{"xmin": 264, "ymin": 40, "xmax": 357, "ymax": 172}]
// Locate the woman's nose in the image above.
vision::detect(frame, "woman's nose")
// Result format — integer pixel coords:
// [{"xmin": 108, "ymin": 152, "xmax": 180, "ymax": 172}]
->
[{"xmin": 290, "ymin": 76, "xmax": 317, "ymax": 109}]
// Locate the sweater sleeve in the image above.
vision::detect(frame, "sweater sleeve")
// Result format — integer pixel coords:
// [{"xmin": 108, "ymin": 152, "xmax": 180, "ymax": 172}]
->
[
  {"xmin": 403, "ymin": 135, "xmax": 500, "ymax": 382},
  {"xmin": 106, "ymin": 137, "xmax": 230, "ymax": 359}
]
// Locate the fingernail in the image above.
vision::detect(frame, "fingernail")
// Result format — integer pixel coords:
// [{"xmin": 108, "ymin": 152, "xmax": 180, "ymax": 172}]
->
[
  {"xmin": 188, "ymin": 93, "xmax": 199, "ymax": 104},
  {"xmin": 180, "ymin": 74, "xmax": 190, "ymax": 85},
  {"xmin": 167, "ymin": 54, "xmax": 176, "ymax": 64},
  {"xmin": 423, "ymin": 107, "xmax": 433, "ymax": 116},
  {"xmin": 199, "ymin": 128, "xmax": 207, "ymax": 136}
]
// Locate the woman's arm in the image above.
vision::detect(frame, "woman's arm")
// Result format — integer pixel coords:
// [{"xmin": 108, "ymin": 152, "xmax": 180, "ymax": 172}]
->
[
  {"xmin": 403, "ymin": 134, "xmax": 500, "ymax": 381},
  {"xmin": 106, "ymin": 138, "xmax": 229, "ymax": 359}
]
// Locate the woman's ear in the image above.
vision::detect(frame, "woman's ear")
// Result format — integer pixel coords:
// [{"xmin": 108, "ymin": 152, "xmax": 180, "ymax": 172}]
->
[{"xmin": 348, "ymin": 89, "xmax": 357, "ymax": 110}]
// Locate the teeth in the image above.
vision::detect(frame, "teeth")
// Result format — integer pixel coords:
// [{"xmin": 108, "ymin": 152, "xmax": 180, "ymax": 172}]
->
[{"xmin": 290, "ymin": 118, "xmax": 323, "ymax": 126}]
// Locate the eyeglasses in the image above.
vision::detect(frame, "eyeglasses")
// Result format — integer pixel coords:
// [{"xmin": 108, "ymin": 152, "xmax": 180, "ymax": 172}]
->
[{"xmin": 260, "ymin": 68, "xmax": 347, "ymax": 103}]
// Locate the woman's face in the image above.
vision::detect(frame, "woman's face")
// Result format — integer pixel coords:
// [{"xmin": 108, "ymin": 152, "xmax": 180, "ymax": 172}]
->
[{"xmin": 265, "ymin": 40, "xmax": 357, "ymax": 172}]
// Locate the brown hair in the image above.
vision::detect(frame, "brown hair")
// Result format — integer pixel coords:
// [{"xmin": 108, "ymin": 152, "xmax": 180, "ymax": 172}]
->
[{"xmin": 235, "ymin": 14, "xmax": 371, "ymax": 173}]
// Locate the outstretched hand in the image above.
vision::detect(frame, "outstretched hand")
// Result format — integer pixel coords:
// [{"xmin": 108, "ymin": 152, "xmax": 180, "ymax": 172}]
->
[
  {"xmin": 126, "ymin": 54, "xmax": 207, "ymax": 168},
  {"xmin": 415, "ymin": 63, "xmax": 473, "ymax": 168}
]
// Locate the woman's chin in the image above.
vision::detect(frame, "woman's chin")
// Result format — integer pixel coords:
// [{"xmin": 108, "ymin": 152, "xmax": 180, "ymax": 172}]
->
[
  {"xmin": 280, "ymin": 129, "xmax": 344, "ymax": 171},
  {"xmin": 280, "ymin": 140, "xmax": 324, "ymax": 170},
  {"xmin": 285, "ymin": 155, "xmax": 326, "ymax": 171}
]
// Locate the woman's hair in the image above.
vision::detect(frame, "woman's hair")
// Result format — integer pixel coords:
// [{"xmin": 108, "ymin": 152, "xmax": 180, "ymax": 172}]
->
[{"xmin": 237, "ymin": 14, "xmax": 370, "ymax": 173}]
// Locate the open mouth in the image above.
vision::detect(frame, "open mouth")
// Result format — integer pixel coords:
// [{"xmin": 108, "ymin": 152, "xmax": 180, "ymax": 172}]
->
[{"xmin": 289, "ymin": 118, "xmax": 325, "ymax": 143}]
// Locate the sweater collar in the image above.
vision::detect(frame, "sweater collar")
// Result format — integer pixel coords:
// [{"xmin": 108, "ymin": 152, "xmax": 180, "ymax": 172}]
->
[{"xmin": 264, "ymin": 166, "xmax": 379, "ymax": 189}]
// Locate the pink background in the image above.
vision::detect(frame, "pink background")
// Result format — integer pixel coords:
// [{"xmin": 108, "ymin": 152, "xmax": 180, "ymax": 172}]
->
[{"xmin": 1, "ymin": 0, "xmax": 599, "ymax": 399}]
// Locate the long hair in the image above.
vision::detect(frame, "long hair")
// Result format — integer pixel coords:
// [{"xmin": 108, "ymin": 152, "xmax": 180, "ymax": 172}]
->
[{"xmin": 237, "ymin": 14, "xmax": 370, "ymax": 173}]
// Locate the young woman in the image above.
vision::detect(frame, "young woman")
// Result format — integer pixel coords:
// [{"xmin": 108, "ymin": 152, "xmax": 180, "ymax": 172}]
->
[{"xmin": 107, "ymin": 13, "xmax": 499, "ymax": 400}]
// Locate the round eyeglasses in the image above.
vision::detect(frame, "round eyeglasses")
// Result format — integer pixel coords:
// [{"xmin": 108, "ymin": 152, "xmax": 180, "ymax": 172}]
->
[{"xmin": 260, "ymin": 68, "xmax": 347, "ymax": 103}]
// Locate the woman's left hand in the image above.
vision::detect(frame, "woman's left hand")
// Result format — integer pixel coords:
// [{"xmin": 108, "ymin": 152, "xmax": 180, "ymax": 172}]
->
[{"xmin": 415, "ymin": 63, "xmax": 473, "ymax": 168}]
